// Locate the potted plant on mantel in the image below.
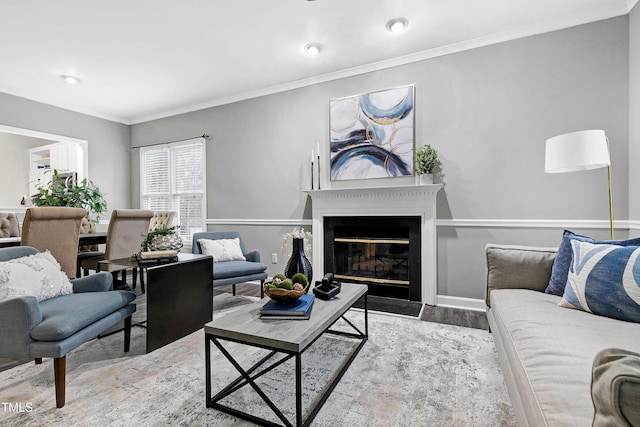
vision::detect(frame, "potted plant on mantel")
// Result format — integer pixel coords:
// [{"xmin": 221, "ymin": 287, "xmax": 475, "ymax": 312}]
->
[
  {"xmin": 414, "ymin": 144, "xmax": 439, "ymax": 184},
  {"xmin": 30, "ymin": 169, "xmax": 107, "ymax": 225}
]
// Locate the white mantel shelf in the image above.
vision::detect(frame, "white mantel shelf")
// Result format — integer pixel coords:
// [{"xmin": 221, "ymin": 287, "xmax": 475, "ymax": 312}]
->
[{"xmin": 305, "ymin": 184, "xmax": 442, "ymax": 305}]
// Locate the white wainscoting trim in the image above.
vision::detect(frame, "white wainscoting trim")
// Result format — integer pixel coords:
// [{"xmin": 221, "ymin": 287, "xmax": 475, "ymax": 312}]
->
[
  {"xmin": 207, "ymin": 218, "xmax": 312, "ymax": 226},
  {"xmin": 436, "ymin": 218, "xmax": 633, "ymax": 230},
  {"xmin": 435, "ymin": 295, "xmax": 487, "ymax": 312},
  {"xmin": 206, "ymin": 217, "xmax": 635, "ymax": 231},
  {"xmin": 0, "ymin": 207, "xmax": 26, "ymax": 214}
]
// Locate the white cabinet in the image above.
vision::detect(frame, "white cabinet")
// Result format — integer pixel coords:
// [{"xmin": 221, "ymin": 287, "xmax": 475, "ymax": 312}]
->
[{"xmin": 28, "ymin": 142, "xmax": 82, "ymax": 196}]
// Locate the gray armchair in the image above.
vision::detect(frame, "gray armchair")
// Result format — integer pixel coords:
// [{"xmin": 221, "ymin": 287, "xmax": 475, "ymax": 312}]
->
[
  {"xmin": 0, "ymin": 246, "xmax": 136, "ymax": 408},
  {"xmin": 192, "ymin": 231, "xmax": 267, "ymax": 298}
]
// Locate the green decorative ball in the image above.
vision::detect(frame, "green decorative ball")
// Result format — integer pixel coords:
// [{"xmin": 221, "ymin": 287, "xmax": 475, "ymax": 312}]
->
[
  {"xmin": 291, "ymin": 273, "xmax": 308, "ymax": 286},
  {"xmin": 278, "ymin": 281, "xmax": 293, "ymax": 290}
]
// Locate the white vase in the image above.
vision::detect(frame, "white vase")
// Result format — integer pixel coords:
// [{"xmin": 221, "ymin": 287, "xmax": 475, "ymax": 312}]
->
[{"xmin": 418, "ymin": 174, "xmax": 433, "ymax": 185}]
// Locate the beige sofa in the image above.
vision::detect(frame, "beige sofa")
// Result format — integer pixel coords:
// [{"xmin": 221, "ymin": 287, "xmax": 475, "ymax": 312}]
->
[{"xmin": 485, "ymin": 244, "xmax": 640, "ymax": 427}]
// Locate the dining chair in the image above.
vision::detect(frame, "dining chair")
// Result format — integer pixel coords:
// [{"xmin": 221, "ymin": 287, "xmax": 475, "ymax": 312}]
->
[
  {"xmin": 0, "ymin": 211, "xmax": 20, "ymax": 238},
  {"xmin": 80, "ymin": 209, "xmax": 153, "ymax": 291},
  {"xmin": 21, "ymin": 207, "xmax": 86, "ymax": 279},
  {"xmin": 76, "ymin": 216, "xmax": 102, "ymax": 278},
  {"xmin": 148, "ymin": 211, "xmax": 176, "ymax": 231}
]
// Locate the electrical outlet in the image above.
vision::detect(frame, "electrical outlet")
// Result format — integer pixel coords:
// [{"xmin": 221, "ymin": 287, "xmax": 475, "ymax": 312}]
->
[{"xmin": 271, "ymin": 253, "xmax": 278, "ymax": 264}]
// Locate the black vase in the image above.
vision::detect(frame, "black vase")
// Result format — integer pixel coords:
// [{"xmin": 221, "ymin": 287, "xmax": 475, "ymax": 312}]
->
[{"xmin": 284, "ymin": 237, "xmax": 313, "ymax": 284}]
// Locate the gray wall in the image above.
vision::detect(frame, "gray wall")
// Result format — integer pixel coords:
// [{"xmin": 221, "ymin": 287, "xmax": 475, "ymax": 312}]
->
[
  {"xmin": 131, "ymin": 17, "xmax": 631, "ymax": 303},
  {"xmin": 0, "ymin": 92, "xmax": 132, "ymax": 218},
  {"xmin": 630, "ymin": 3, "xmax": 640, "ymax": 236},
  {"xmin": 0, "ymin": 133, "xmax": 53, "ymax": 207}
]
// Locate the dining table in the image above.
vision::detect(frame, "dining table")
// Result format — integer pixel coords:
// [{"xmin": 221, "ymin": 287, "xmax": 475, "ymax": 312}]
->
[{"xmin": 0, "ymin": 232, "xmax": 108, "ymax": 249}]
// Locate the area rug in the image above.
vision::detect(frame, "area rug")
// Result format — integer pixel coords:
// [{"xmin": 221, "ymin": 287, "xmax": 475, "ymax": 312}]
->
[{"xmin": 0, "ymin": 294, "xmax": 515, "ymax": 426}]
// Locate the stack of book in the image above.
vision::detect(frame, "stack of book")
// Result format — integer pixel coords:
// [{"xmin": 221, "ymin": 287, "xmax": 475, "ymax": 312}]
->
[
  {"xmin": 138, "ymin": 250, "xmax": 179, "ymax": 265},
  {"xmin": 260, "ymin": 294, "xmax": 315, "ymax": 320}
]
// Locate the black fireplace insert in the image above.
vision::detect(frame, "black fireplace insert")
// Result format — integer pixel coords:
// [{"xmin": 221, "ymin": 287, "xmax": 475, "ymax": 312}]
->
[{"xmin": 324, "ymin": 216, "xmax": 421, "ymax": 300}]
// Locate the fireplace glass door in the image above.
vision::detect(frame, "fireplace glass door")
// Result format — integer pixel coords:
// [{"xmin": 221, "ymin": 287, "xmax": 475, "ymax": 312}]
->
[
  {"xmin": 334, "ymin": 237, "xmax": 410, "ymax": 285},
  {"xmin": 324, "ymin": 216, "xmax": 421, "ymax": 301}
]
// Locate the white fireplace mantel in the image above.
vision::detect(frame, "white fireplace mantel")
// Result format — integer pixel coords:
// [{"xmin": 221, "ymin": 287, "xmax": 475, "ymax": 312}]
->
[{"xmin": 305, "ymin": 184, "xmax": 442, "ymax": 305}]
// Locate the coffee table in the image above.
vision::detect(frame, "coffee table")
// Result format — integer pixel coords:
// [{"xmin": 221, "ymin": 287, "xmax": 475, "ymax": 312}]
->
[
  {"xmin": 100, "ymin": 253, "xmax": 213, "ymax": 353},
  {"xmin": 204, "ymin": 283, "xmax": 368, "ymax": 427}
]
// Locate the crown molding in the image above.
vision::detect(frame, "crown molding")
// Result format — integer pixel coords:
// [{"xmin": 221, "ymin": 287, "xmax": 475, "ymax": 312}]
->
[
  {"xmin": 130, "ymin": 3, "xmax": 629, "ymax": 124},
  {"xmin": 0, "ymin": 86, "xmax": 131, "ymax": 125},
  {"xmin": 0, "ymin": 3, "xmax": 630, "ymax": 126}
]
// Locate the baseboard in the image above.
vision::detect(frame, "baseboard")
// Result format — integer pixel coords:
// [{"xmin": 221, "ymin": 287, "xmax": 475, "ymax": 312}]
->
[{"xmin": 436, "ymin": 295, "xmax": 486, "ymax": 312}]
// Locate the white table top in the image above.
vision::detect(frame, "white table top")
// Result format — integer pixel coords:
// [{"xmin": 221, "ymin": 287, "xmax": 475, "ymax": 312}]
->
[{"xmin": 204, "ymin": 283, "xmax": 367, "ymax": 353}]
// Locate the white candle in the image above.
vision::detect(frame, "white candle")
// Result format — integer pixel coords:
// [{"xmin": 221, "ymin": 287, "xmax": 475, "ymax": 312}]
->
[
  {"xmin": 311, "ymin": 149, "xmax": 314, "ymax": 160},
  {"xmin": 317, "ymin": 143, "xmax": 320, "ymax": 157}
]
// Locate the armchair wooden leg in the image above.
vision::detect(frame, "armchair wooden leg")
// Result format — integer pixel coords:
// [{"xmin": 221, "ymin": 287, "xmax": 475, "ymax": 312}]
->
[
  {"xmin": 54, "ymin": 356, "xmax": 66, "ymax": 408},
  {"xmin": 34, "ymin": 358, "xmax": 42, "ymax": 364},
  {"xmin": 260, "ymin": 279, "xmax": 265, "ymax": 299},
  {"xmin": 124, "ymin": 315, "xmax": 132, "ymax": 353},
  {"xmin": 132, "ymin": 267, "xmax": 138, "ymax": 290},
  {"xmin": 232, "ymin": 284, "xmax": 236, "ymax": 296}
]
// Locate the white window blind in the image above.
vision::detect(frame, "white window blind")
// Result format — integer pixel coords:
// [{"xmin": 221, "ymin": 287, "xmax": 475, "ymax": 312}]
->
[{"xmin": 140, "ymin": 138, "xmax": 206, "ymax": 241}]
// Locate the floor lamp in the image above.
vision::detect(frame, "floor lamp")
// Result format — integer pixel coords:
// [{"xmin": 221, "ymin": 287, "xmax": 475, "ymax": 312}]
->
[{"xmin": 545, "ymin": 129, "xmax": 614, "ymax": 239}]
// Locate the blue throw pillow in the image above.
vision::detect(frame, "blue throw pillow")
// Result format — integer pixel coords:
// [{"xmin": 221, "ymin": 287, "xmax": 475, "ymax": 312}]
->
[
  {"xmin": 544, "ymin": 230, "xmax": 640, "ymax": 296},
  {"xmin": 560, "ymin": 241, "xmax": 640, "ymax": 323}
]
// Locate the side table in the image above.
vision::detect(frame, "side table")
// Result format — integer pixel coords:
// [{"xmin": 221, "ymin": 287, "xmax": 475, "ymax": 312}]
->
[{"xmin": 100, "ymin": 253, "xmax": 213, "ymax": 353}]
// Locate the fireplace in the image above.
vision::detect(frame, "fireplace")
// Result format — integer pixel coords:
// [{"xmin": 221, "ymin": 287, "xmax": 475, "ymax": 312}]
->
[
  {"xmin": 305, "ymin": 184, "xmax": 441, "ymax": 305},
  {"xmin": 324, "ymin": 216, "xmax": 421, "ymax": 300}
]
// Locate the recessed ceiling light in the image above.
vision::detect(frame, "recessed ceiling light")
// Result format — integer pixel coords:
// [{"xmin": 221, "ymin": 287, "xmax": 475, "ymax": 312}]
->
[
  {"xmin": 61, "ymin": 75, "xmax": 80, "ymax": 84},
  {"xmin": 386, "ymin": 18, "xmax": 409, "ymax": 33},
  {"xmin": 304, "ymin": 43, "xmax": 321, "ymax": 56}
]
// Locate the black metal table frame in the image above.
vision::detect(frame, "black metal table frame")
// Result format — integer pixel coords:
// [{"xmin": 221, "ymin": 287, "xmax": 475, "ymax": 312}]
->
[{"xmin": 205, "ymin": 294, "xmax": 368, "ymax": 427}]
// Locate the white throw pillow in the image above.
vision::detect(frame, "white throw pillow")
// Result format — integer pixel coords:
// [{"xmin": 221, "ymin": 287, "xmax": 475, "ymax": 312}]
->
[
  {"xmin": 0, "ymin": 251, "xmax": 73, "ymax": 302},
  {"xmin": 198, "ymin": 238, "xmax": 246, "ymax": 262}
]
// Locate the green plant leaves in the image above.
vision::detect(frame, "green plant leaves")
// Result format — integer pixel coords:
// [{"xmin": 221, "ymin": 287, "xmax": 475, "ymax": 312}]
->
[
  {"xmin": 30, "ymin": 169, "xmax": 107, "ymax": 223},
  {"xmin": 415, "ymin": 144, "xmax": 438, "ymax": 174}
]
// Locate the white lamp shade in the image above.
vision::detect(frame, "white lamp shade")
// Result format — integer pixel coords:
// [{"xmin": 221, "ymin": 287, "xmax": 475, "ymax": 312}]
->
[{"xmin": 545, "ymin": 129, "xmax": 610, "ymax": 173}]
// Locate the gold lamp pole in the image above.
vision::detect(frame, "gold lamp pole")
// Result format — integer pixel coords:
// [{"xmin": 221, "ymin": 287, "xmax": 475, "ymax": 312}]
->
[
  {"xmin": 545, "ymin": 129, "xmax": 614, "ymax": 239},
  {"xmin": 605, "ymin": 137, "xmax": 614, "ymax": 239}
]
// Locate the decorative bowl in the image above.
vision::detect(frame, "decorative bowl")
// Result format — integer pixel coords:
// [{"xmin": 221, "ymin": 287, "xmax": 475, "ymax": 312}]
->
[{"xmin": 264, "ymin": 283, "xmax": 309, "ymax": 303}]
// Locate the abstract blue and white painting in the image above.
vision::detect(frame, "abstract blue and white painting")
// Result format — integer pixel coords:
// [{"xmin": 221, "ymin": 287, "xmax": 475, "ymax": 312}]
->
[{"xmin": 330, "ymin": 85, "xmax": 414, "ymax": 181}]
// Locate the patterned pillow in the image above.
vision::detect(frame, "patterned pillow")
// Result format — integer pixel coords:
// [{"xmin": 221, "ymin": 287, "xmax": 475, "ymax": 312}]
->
[
  {"xmin": 197, "ymin": 238, "xmax": 246, "ymax": 262},
  {"xmin": 560, "ymin": 241, "xmax": 640, "ymax": 323},
  {"xmin": 545, "ymin": 230, "xmax": 640, "ymax": 296},
  {"xmin": 0, "ymin": 251, "xmax": 73, "ymax": 302}
]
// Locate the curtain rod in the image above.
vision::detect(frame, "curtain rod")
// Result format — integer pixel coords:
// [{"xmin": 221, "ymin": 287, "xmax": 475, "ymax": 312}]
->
[{"xmin": 132, "ymin": 134, "xmax": 210, "ymax": 149}]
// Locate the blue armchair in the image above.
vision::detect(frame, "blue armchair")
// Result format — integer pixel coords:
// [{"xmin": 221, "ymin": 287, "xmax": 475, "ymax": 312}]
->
[
  {"xmin": 0, "ymin": 246, "xmax": 136, "ymax": 408},
  {"xmin": 192, "ymin": 231, "xmax": 267, "ymax": 298}
]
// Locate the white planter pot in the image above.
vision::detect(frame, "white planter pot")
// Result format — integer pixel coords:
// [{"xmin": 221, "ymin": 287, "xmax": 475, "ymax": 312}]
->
[{"xmin": 418, "ymin": 174, "xmax": 433, "ymax": 185}]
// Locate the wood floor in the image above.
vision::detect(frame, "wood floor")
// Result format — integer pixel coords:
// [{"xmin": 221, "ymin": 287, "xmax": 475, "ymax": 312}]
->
[{"xmin": 420, "ymin": 305, "xmax": 489, "ymax": 330}]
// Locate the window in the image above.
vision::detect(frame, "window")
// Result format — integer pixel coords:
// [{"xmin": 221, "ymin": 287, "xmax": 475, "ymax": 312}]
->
[{"xmin": 140, "ymin": 138, "xmax": 206, "ymax": 241}]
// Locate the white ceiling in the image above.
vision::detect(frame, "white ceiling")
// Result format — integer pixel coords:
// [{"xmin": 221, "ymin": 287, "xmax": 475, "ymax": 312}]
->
[{"xmin": 0, "ymin": 0, "xmax": 635, "ymax": 125}]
